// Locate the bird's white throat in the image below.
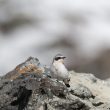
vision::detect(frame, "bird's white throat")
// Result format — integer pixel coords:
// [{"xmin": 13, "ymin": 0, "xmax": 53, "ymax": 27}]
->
[{"xmin": 53, "ymin": 61, "xmax": 68, "ymax": 76}]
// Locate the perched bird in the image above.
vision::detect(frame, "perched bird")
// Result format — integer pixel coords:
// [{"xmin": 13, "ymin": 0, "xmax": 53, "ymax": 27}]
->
[{"xmin": 50, "ymin": 54, "xmax": 70, "ymax": 87}]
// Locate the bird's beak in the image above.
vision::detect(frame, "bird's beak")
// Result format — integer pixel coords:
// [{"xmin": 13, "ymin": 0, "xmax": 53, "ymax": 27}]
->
[{"xmin": 62, "ymin": 56, "xmax": 66, "ymax": 59}]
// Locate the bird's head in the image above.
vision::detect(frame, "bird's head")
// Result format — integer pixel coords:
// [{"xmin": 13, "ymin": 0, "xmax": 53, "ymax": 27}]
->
[{"xmin": 53, "ymin": 54, "xmax": 66, "ymax": 64}]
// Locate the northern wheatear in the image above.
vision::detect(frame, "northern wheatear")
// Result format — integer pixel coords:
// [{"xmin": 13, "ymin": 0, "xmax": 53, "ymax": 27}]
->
[{"xmin": 50, "ymin": 54, "xmax": 70, "ymax": 87}]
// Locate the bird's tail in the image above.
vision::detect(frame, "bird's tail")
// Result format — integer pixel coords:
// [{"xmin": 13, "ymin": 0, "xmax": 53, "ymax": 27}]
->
[{"xmin": 63, "ymin": 78, "xmax": 70, "ymax": 87}]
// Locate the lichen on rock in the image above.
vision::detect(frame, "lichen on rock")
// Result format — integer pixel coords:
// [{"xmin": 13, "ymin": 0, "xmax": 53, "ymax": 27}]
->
[{"xmin": 0, "ymin": 57, "xmax": 110, "ymax": 110}]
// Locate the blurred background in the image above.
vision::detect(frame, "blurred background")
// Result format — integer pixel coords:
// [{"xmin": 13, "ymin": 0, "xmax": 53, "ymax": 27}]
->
[{"xmin": 0, "ymin": 0, "xmax": 110, "ymax": 79}]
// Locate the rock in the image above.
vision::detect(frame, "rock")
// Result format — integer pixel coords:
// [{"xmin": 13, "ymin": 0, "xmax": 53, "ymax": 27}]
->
[
  {"xmin": 69, "ymin": 83, "xmax": 94, "ymax": 99},
  {"xmin": 4, "ymin": 56, "xmax": 44, "ymax": 81},
  {"xmin": 92, "ymin": 97, "xmax": 104, "ymax": 106},
  {"xmin": 0, "ymin": 57, "xmax": 110, "ymax": 110}
]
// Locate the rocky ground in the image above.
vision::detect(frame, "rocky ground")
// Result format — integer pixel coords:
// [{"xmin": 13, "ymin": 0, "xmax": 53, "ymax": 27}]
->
[{"xmin": 0, "ymin": 57, "xmax": 110, "ymax": 110}]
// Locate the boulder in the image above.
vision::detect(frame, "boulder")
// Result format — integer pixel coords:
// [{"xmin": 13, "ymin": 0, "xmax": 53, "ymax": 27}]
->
[{"xmin": 0, "ymin": 57, "xmax": 110, "ymax": 110}]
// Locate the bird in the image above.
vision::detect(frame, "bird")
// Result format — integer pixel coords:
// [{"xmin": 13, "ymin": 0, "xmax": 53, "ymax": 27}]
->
[{"xmin": 50, "ymin": 54, "xmax": 70, "ymax": 87}]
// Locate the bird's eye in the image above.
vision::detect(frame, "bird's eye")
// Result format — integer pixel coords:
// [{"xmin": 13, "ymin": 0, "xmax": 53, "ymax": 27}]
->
[{"xmin": 55, "ymin": 57, "xmax": 61, "ymax": 60}]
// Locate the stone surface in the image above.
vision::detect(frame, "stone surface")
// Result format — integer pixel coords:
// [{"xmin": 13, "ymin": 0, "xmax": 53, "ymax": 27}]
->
[{"xmin": 0, "ymin": 57, "xmax": 110, "ymax": 110}]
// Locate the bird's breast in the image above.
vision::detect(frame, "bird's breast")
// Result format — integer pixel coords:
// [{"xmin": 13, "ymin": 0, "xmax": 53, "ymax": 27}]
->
[{"xmin": 52, "ymin": 62, "xmax": 68, "ymax": 79}]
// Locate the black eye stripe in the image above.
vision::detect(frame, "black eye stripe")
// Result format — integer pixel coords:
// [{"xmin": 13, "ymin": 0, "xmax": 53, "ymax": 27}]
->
[{"xmin": 55, "ymin": 57, "xmax": 61, "ymax": 60}]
